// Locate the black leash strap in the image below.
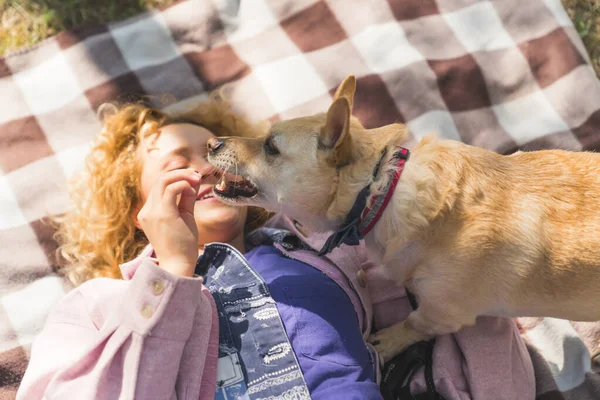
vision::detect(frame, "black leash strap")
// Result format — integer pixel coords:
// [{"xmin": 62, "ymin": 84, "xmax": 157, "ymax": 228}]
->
[{"xmin": 379, "ymin": 288, "xmax": 444, "ymax": 400}]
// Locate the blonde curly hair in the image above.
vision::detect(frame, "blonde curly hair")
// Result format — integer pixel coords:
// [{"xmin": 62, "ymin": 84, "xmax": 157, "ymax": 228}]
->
[{"xmin": 54, "ymin": 95, "xmax": 270, "ymax": 286}]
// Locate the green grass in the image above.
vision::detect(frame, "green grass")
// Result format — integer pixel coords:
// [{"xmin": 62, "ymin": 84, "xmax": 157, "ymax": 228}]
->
[
  {"xmin": 0, "ymin": 0, "xmax": 173, "ymax": 56},
  {"xmin": 1, "ymin": 0, "xmax": 600, "ymax": 77},
  {"xmin": 563, "ymin": 0, "xmax": 600, "ymax": 76}
]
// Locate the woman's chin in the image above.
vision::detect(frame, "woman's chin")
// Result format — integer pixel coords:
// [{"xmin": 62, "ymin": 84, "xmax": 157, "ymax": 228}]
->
[{"xmin": 195, "ymin": 201, "xmax": 246, "ymax": 230}]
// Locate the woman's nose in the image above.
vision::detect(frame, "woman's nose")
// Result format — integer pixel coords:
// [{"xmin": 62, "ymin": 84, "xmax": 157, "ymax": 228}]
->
[{"xmin": 195, "ymin": 161, "xmax": 216, "ymax": 180}]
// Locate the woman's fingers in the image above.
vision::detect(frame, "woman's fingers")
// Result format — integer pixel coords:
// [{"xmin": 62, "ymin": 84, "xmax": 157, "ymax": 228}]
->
[
  {"xmin": 162, "ymin": 180, "xmax": 198, "ymax": 213},
  {"xmin": 146, "ymin": 168, "xmax": 199, "ymax": 204},
  {"xmin": 140, "ymin": 169, "xmax": 202, "ymax": 220},
  {"xmin": 154, "ymin": 169, "xmax": 201, "ymax": 199},
  {"xmin": 178, "ymin": 178, "xmax": 201, "ymax": 215}
]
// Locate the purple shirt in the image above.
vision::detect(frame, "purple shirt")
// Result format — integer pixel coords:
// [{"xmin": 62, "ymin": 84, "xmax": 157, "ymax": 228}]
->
[{"xmin": 246, "ymin": 245, "xmax": 381, "ymax": 399}]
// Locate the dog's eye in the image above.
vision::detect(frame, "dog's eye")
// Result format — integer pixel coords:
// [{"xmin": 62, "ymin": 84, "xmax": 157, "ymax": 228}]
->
[{"xmin": 264, "ymin": 137, "xmax": 280, "ymax": 156}]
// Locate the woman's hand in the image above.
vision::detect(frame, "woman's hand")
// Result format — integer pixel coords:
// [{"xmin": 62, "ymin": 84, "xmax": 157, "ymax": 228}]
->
[{"xmin": 137, "ymin": 168, "xmax": 202, "ymax": 277}]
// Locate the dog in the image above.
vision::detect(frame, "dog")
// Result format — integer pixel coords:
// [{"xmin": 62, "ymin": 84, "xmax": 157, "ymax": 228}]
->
[{"xmin": 207, "ymin": 75, "xmax": 600, "ymax": 363}]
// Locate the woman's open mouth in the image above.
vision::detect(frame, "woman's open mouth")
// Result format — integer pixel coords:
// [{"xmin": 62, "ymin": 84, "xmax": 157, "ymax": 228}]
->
[{"xmin": 213, "ymin": 174, "xmax": 258, "ymax": 199}]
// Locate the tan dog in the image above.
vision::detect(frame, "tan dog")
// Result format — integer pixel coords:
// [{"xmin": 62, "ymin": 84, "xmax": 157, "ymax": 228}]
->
[{"xmin": 207, "ymin": 75, "xmax": 600, "ymax": 362}]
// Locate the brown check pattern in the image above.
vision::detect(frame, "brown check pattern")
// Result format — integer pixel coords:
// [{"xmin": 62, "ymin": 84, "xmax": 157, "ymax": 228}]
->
[{"xmin": 1, "ymin": 0, "xmax": 599, "ymax": 398}]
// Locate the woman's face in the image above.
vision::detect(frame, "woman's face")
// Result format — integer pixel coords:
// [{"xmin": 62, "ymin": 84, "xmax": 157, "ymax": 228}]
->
[{"xmin": 137, "ymin": 123, "xmax": 247, "ymax": 246}]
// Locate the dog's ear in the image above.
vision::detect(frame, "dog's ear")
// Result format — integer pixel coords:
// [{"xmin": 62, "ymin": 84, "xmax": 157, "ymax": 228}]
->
[
  {"xmin": 321, "ymin": 96, "xmax": 350, "ymax": 151},
  {"xmin": 333, "ymin": 75, "xmax": 356, "ymax": 110}
]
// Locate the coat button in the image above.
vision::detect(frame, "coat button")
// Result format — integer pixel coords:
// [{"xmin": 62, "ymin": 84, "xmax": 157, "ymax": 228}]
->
[
  {"xmin": 357, "ymin": 269, "xmax": 367, "ymax": 288},
  {"xmin": 293, "ymin": 220, "xmax": 308, "ymax": 237},
  {"xmin": 141, "ymin": 304, "xmax": 153, "ymax": 318},
  {"xmin": 151, "ymin": 280, "xmax": 164, "ymax": 295}
]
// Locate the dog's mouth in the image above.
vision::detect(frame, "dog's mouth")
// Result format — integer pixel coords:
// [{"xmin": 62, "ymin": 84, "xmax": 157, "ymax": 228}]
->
[{"xmin": 213, "ymin": 173, "xmax": 259, "ymax": 199}]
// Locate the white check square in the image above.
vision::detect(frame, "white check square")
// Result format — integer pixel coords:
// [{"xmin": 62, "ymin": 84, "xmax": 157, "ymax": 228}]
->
[
  {"xmin": 212, "ymin": 0, "xmax": 277, "ymax": 43},
  {"xmin": 352, "ymin": 22, "xmax": 425, "ymax": 74},
  {"xmin": 0, "ymin": 77, "xmax": 31, "ymax": 125},
  {"xmin": 1, "ymin": 275, "xmax": 68, "ymax": 350},
  {"xmin": 9, "ymin": 156, "xmax": 72, "ymax": 220},
  {"xmin": 13, "ymin": 54, "xmax": 81, "ymax": 115},
  {"xmin": 0, "ymin": 175, "xmax": 27, "ymax": 230},
  {"xmin": 542, "ymin": 0, "xmax": 574, "ymax": 27},
  {"xmin": 55, "ymin": 143, "xmax": 93, "ymax": 180},
  {"xmin": 543, "ymin": 65, "xmax": 600, "ymax": 129},
  {"xmin": 254, "ymin": 55, "xmax": 328, "ymax": 114},
  {"xmin": 407, "ymin": 110, "xmax": 462, "ymax": 141},
  {"xmin": 444, "ymin": 2, "xmax": 515, "ymax": 52},
  {"xmin": 493, "ymin": 90, "xmax": 569, "ymax": 145},
  {"xmin": 110, "ymin": 12, "xmax": 180, "ymax": 71},
  {"xmin": 36, "ymin": 95, "xmax": 101, "ymax": 153}
]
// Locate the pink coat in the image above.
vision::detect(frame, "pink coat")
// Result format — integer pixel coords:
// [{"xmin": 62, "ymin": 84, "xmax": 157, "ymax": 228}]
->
[{"xmin": 17, "ymin": 215, "xmax": 535, "ymax": 399}]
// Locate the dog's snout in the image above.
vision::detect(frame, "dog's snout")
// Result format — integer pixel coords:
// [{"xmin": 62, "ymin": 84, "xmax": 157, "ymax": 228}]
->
[{"xmin": 208, "ymin": 137, "xmax": 225, "ymax": 154}]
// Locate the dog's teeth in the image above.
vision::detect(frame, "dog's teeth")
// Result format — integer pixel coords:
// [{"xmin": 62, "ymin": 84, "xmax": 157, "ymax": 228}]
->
[{"xmin": 217, "ymin": 176, "xmax": 227, "ymax": 191}]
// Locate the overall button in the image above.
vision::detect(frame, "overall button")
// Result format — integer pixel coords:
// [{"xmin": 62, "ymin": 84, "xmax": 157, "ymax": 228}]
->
[
  {"xmin": 151, "ymin": 280, "xmax": 164, "ymax": 295},
  {"xmin": 141, "ymin": 304, "xmax": 153, "ymax": 319},
  {"xmin": 357, "ymin": 269, "xmax": 367, "ymax": 288}
]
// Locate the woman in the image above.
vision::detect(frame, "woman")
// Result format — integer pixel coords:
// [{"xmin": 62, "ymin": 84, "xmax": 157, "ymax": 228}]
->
[{"xmin": 17, "ymin": 96, "xmax": 534, "ymax": 399}]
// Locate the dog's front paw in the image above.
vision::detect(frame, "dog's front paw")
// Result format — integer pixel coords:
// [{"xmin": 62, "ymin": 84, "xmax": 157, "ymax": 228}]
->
[
  {"xmin": 369, "ymin": 321, "xmax": 431, "ymax": 364},
  {"xmin": 368, "ymin": 325, "xmax": 411, "ymax": 364}
]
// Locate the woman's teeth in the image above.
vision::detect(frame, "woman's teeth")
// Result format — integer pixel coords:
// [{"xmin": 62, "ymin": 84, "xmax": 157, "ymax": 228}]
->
[{"xmin": 200, "ymin": 193, "xmax": 213, "ymax": 200}]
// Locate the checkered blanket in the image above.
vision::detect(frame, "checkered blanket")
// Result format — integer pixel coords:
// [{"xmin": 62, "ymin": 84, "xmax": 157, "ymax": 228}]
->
[{"xmin": 1, "ymin": 0, "xmax": 599, "ymax": 398}]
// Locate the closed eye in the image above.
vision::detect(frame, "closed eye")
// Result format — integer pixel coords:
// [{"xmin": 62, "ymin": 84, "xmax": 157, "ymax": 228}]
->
[
  {"xmin": 164, "ymin": 159, "xmax": 189, "ymax": 171},
  {"xmin": 264, "ymin": 136, "xmax": 280, "ymax": 156}
]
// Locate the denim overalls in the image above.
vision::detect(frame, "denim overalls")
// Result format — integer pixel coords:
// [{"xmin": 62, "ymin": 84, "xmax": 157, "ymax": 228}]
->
[
  {"xmin": 199, "ymin": 240, "xmax": 310, "ymax": 400},
  {"xmin": 197, "ymin": 228, "xmax": 381, "ymax": 399}
]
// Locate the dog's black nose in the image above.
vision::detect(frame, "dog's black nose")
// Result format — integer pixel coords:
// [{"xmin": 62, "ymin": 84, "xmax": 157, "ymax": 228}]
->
[{"xmin": 208, "ymin": 137, "xmax": 225, "ymax": 154}]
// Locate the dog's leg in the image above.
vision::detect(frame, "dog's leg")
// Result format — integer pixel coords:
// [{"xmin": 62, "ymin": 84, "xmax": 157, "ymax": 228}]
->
[{"xmin": 368, "ymin": 306, "xmax": 473, "ymax": 363}]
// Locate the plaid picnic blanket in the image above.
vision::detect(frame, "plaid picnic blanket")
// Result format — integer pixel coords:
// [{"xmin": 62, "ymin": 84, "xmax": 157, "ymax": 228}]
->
[{"xmin": 1, "ymin": 0, "xmax": 599, "ymax": 398}]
